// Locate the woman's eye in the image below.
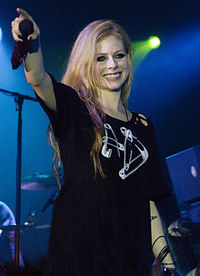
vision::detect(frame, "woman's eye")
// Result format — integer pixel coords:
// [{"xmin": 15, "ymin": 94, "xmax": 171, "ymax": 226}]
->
[
  {"xmin": 115, "ymin": 53, "xmax": 126, "ymax": 59},
  {"xmin": 97, "ymin": 56, "xmax": 106, "ymax": 62}
]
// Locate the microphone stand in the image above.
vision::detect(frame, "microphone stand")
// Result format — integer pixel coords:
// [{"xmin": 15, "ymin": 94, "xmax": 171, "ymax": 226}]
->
[{"xmin": 0, "ymin": 88, "xmax": 38, "ymax": 269}]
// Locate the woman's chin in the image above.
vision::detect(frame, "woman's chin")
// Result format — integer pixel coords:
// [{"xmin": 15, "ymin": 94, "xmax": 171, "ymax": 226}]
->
[{"xmin": 101, "ymin": 84, "xmax": 122, "ymax": 93}]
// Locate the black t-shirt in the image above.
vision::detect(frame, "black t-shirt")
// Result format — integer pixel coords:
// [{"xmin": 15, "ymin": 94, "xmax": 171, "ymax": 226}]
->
[{"xmin": 37, "ymin": 74, "xmax": 172, "ymax": 276}]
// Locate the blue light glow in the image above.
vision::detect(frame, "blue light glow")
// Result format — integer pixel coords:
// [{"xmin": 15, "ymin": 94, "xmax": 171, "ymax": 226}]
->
[{"xmin": 0, "ymin": 28, "xmax": 2, "ymax": 42}]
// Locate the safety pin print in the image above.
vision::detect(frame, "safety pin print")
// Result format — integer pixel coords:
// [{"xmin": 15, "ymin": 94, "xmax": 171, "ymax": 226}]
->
[{"xmin": 101, "ymin": 123, "xmax": 149, "ymax": 180}]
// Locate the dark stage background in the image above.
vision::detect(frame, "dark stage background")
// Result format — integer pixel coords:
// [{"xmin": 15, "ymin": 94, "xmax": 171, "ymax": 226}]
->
[{"xmin": 0, "ymin": 0, "xmax": 200, "ymax": 267}]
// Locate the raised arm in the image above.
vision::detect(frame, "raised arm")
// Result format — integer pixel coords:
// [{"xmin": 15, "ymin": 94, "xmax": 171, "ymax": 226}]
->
[{"xmin": 11, "ymin": 8, "xmax": 56, "ymax": 111}]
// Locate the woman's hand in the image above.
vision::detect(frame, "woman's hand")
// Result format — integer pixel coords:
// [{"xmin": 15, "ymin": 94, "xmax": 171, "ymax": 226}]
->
[
  {"xmin": 11, "ymin": 8, "xmax": 40, "ymax": 42},
  {"xmin": 11, "ymin": 8, "xmax": 55, "ymax": 109}
]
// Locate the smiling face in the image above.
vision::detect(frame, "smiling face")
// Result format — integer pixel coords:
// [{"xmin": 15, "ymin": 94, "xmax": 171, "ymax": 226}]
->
[{"xmin": 95, "ymin": 35, "xmax": 130, "ymax": 93}]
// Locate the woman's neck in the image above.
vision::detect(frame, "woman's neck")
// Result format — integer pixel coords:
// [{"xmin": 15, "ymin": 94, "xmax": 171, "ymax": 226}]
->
[
  {"xmin": 99, "ymin": 89, "xmax": 131, "ymax": 121},
  {"xmin": 99, "ymin": 89, "xmax": 123, "ymax": 114}
]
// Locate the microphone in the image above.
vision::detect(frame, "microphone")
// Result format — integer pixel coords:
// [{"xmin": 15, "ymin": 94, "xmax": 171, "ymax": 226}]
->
[{"xmin": 11, "ymin": 19, "xmax": 34, "ymax": 69}]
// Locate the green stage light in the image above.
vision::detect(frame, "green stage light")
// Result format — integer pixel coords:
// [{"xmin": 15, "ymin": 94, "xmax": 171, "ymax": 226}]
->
[
  {"xmin": 132, "ymin": 36, "xmax": 161, "ymax": 68},
  {"xmin": 149, "ymin": 36, "xmax": 160, "ymax": 48}
]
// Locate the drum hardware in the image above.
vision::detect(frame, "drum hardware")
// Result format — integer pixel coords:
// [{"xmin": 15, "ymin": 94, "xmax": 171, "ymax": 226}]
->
[
  {"xmin": 27, "ymin": 203, "xmax": 36, "ymax": 220},
  {"xmin": 0, "ymin": 223, "xmax": 51, "ymax": 232},
  {"xmin": 42, "ymin": 190, "xmax": 59, "ymax": 212}
]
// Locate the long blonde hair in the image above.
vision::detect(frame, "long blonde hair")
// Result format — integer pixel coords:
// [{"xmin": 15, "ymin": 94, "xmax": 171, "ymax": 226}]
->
[{"xmin": 51, "ymin": 20, "xmax": 133, "ymax": 181}]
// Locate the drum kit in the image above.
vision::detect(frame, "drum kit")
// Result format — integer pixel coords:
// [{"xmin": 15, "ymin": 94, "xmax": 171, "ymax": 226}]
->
[
  {"xmin": 0, "ymin": 170, "xmax": 61, "ymax": 228},
  {"xmin": 0, "ymin": 171, "xmax": 62, "ymax": 266}
]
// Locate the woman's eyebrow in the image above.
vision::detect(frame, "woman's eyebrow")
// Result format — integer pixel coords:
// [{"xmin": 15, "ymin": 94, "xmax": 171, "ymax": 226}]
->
[{"xmin": 96, "ymin": 49, "xmax": 125, "ymax": 55}]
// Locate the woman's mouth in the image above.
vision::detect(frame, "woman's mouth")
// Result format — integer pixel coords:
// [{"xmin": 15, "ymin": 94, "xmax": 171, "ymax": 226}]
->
[{"xmin": 104, "ymin": 72, "xmax": 121, "ymax": 80}]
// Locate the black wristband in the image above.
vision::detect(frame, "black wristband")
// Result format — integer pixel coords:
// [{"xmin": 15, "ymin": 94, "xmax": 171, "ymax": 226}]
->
[{"xmin": 28, "ymin": 36, "xmax": 40, "ymax": 53}]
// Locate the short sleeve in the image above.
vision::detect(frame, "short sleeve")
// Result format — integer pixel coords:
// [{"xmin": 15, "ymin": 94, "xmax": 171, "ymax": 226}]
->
[
  {"xmin": 35, "ymin": 73, "xmax": 86, "ymax": 138},
  {"xmin": 145, "ymin": 121, "xmax": 180, "ymax": 224},
  {"xmin": 146, "ymin": 120, "xmax": 172, "ymax": 202}
]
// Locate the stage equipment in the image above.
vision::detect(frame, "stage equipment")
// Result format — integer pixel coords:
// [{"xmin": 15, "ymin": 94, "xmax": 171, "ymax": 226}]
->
[
  {"xmin": 166, "ymin": 144, "xmax": 200, "ymax": 215},
  {"xmin": 0, "ymin": 87, "xmax": 38, "ymax": 268}
]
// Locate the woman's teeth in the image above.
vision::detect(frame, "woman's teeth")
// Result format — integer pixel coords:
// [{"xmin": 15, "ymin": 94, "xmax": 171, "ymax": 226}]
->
[{"xmin": 104, "ymin": 72, "xmax": 120, "ymax": 78}]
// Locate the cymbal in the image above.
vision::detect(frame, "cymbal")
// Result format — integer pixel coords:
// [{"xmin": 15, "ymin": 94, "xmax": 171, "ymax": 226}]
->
[{"xmin": 21, "ymin": 172, "xmax": 62, "ymax": 191}]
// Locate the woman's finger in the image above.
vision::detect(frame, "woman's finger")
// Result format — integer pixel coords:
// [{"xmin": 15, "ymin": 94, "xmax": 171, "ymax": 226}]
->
[
  {"xmin": 11, "ymin": 17, "xmax": 23, "ymax": 41},
  {"xmin": 16, "ymin": 8, "xmax": 34, "ymax": 21},
  {"xmin": 12, "ymin": 8, "xmax": 40, "ymax": 41},
  {"xmin": 11, "ymin": 27, "xmax": 23, "ymax": 42}
]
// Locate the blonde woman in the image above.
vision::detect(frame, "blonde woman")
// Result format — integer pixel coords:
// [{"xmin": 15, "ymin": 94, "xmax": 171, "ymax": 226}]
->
[{"xmin": 11, "ymin": 8, "xmax": 183, "ymax": 276}]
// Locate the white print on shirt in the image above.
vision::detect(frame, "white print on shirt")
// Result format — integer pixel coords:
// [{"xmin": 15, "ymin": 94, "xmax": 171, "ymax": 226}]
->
[{"xmin": 101, "ymin": 123, "xmax": 149, "ymax": 180}]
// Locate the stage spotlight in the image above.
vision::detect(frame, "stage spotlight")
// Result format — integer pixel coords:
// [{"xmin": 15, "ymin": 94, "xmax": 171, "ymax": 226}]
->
[
  {"xmin": 132, "ymin": 36, "xmax": 161, "ymax": 68},
  {"xmin": 0, "ymin": 27, "xmax": 2, "ymax": 42},
  {"xmin": 149, "ymin": 36, "xmax": 160, "ymax": 48}
]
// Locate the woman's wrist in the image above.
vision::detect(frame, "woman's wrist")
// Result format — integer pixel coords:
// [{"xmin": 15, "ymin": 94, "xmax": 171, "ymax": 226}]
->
[{"xmin": 28, "ymin": 35, "xmax": 40, "ymax": 53}]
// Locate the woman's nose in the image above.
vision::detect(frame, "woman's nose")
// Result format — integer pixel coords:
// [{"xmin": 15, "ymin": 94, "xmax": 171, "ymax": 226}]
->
[{"xmin": 107, "ymin": 57, "xmax": 117, "ymax": 69}]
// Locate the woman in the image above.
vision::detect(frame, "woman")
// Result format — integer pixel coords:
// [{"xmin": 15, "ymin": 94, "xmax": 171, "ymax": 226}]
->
[{"xmin": 11, "ymin": 8, "xmax": 187, "ymax": 276}]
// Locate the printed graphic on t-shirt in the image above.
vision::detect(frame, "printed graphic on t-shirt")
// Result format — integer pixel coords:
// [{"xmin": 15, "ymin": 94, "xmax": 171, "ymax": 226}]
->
[{"xmin": 101, "ymin": 123, "xmax": 149, "ymax": 180}]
